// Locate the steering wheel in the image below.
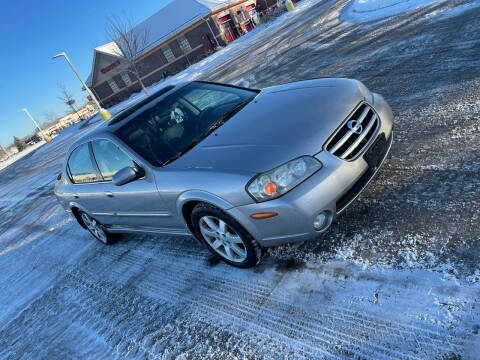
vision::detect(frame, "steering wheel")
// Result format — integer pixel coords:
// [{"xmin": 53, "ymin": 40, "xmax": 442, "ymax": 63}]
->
[
  {"xmin": 195, "ymin": 101, "xmax": 239, "ymax": 134},
  {"xmin": 195, "ymin": 106, "xmax": 218, "ymax": 134}
]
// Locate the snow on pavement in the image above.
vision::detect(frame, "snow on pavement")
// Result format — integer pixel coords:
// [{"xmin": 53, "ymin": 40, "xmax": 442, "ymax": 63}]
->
[
  {"xmin": 1, "ymin": 0, "xmax": 480, "ymax": 358},
  {"xmin": 341, "ymin": 0, "xmax": 441, "ymax": 23},
  {"xmin": 0, "ymin": 140, "xmax": 48, "ymax": 172}
]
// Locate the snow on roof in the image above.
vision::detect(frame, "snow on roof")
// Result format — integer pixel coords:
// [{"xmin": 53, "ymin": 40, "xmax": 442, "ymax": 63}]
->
[
  {"xmin": 130, "ymin": 0, "xmax": 238, "ymax": 53},
  {"xmin": 86, "ymin": 0, "xmax": 238, "ymax": 86},
  {"xmin": 94, "ymin": 41, "xmax": 122, "ymax": 57},
  {"xmin": 341, "ymin": 0, "xmax": 439, "ymax": 23},
  {"xmin": 196, "ymin": 0, "xmax": 239, "ymax": 12}
]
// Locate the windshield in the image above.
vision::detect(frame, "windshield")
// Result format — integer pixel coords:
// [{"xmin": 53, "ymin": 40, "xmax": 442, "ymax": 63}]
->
[{"xmin": 115, "ymin": 82, "xmax": 257, "ymax": 166}]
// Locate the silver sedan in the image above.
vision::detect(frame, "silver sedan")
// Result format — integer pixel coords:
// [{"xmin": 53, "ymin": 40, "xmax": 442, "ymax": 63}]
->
[{"xmin": 55, "ymin": 79, "xmax": 393, "ymax": 268}]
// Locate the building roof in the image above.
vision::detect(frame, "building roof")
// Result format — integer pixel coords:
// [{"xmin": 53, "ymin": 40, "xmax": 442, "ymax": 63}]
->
[
  {"xmin": 86, "ymin": 42, "xmax": 122, "ymax": 86},
  {"xmin": 196, "ymin": 0, "xmax": 239, "ymax": 12},
  {"xmin": 134, "ymin": 0, "xmax": 234, "ymax": 52},
  {"xmin": 94, "ymin": 42, "xmax": 122, "ymax": 57},
  {"xmin": 86, "ymin": 0, "xmax": 238, "ymax": 86}
]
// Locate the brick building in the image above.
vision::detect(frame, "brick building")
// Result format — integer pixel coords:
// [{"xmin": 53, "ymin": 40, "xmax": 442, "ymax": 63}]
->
[{"xmin": 86, "ymin": 0, "xmax": 261, "ymax": 107}]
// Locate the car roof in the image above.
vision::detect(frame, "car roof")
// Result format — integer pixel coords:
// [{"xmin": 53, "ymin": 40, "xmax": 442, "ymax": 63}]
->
[{"xmin": 67, "ymin": 81, "xmax": 189, "ymax": 152}]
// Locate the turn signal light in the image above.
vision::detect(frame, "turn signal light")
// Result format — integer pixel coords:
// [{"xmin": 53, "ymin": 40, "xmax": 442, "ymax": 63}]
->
[
  {"xmin": 264, "ymin": 182, "xmax": 277, "ymax": 195},
  {"xmin": 251, "ymin": 212, "xmax": 278, "ymax": 219}
]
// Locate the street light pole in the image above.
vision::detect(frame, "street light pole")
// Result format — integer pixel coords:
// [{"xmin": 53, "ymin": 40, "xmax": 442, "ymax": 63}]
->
[
  {"xmin": 52, "ymin": 52, "xmax": 111, "ymax": 120},
  {"xmin": 21, "ymin": 108, "xmax": 51, "ymax": 142}
]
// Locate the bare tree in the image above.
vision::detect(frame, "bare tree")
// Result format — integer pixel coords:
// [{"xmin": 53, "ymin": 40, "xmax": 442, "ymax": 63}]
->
[
  {"xmin": 57, "ymin": 83, "xmax": 83, "ymax": 120},
  {"xmin": 106, "ymin": 14, "xmax": 150, "ymax": 96},
  {"xmin": 42, "ymin": 111, "xmax": 58, "ymax": 129},
  {"xmin": 42, "ymin": 111, "xmax": 57, "ymax": 123}
]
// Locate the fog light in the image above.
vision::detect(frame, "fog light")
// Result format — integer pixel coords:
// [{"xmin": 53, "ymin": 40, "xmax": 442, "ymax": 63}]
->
[{"xmin": 313, "ymin": 212, "xmax": 329, "ymax": 231}]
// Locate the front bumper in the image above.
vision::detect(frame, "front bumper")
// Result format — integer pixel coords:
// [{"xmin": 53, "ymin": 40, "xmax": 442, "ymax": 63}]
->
[{"xmin": 226, "ymin": 94, "xmax": 394, "ymax": 247}]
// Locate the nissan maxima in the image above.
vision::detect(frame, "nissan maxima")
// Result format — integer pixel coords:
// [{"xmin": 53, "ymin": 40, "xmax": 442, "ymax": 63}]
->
[{"xmin": 55, "ymin": 79, "xmax": 393, "ymax": 268}]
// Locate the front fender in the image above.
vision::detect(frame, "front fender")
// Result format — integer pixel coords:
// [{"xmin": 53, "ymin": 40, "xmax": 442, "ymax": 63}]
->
[{"xmin": 176, "ymin": 190, "xmax": 235, "ymax": 219}]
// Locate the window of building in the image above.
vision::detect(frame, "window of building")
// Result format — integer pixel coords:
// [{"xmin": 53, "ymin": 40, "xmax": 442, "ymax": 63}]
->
[
  {"xmin": 121, "ymin": 72, "xmax": 132, "ymax": 86},
  {"xmin": 178, "ymin": 35, "xmax": 192, "ymax": 54},
  {"xmin": 68, "ymin": 143, "xmax": 100, "ymax": 184},
  {"xmin": 162, "ymin": 45, "xmax": 175, "ymax": 62},
  {"xmin": 91, "ymin": 139, "xmax": 135, "ymax": 181},
  {"xmin": 108, "ymin": 78, "xmax": 120, "ymax": 93}
]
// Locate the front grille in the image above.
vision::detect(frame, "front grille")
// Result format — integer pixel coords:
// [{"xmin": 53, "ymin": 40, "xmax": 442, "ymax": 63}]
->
[
  {"xmin": 336, "ymin": 132, "xmax": 392, "ymax": 213},
  {"xmin": 325, "ymin": 103, "xmax": 379, "ymax": 160}
]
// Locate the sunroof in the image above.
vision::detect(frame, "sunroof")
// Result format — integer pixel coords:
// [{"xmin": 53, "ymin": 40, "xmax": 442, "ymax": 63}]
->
[{"xmin": 108, "ymin": 85, "xmax": 176, "ymax": 126}]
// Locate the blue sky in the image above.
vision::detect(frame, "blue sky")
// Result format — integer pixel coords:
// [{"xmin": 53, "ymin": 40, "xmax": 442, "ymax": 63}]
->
[{"xmin": 0, "ymin": 0, "xmax": 172, "ymax": 147}]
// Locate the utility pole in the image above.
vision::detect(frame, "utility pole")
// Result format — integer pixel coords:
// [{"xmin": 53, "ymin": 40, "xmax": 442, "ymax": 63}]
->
[
  {"xmin": 53, "ymin": 52, "xmax": 111, "ymax": 120},
  {"xmin": 21, "ymin": 108, "xmax": 51, "ymax": 142}
]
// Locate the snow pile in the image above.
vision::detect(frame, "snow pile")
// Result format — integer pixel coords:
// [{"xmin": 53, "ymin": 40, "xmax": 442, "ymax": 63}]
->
[{"xmin": 342, "ymin": 0, "xmax": 440, "ymax": 23}]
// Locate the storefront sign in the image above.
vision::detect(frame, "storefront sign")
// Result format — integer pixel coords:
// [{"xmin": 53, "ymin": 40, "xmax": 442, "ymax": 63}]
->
[
  {"xmin": 101, "ymin": 60, "xmax": 121, "ymax": 74},
  {"xmin": 218, "ymin": 15, "xmax": 231, "ymax": 23}
]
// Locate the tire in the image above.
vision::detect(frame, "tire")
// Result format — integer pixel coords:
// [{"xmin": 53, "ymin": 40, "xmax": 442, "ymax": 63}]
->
[
  {"xmin": 191, "ymin": 203, "xmax": 262, "ymax": 268},
  {"xmin": 78, "ymin": 211, "xmax": 116, "ymax": 245}
]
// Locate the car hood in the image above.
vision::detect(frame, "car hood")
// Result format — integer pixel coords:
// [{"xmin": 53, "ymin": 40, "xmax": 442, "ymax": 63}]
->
[{"xmin": 167, "ymin": 78, "xmax": 372, "ymax": 173}]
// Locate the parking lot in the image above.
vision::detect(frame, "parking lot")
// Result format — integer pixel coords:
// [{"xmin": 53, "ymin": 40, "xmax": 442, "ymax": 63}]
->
[{"xmin": 1, "ymin": 0, "xmax": 479, "ymax": 358}]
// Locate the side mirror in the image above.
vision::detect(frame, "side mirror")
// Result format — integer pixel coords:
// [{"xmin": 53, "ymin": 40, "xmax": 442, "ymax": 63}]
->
[{"xmin": 113, "ymin": 167, "xmax": 139, "ymax": 186}]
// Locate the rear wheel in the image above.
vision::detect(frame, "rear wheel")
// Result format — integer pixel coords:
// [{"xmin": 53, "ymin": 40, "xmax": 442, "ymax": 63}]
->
[
  {"xmin": 191, "ymin": 203, "xmax": 262, "ymax": 268},
  {"xmin": 79, "ymin": 211, "xmax": 115, "ymax": 245}
]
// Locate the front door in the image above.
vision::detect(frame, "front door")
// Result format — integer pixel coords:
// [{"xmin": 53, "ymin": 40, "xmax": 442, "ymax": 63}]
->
[{"xmin": 88, "ymin": 139, "xmax": 173, "ymax": 229}]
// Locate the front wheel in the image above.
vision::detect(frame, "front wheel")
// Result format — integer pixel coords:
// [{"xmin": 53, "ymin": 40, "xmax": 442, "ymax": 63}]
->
[
  {"xmin": 79, "ymin": 211, "xmax": 115, "ymax": 245},
  {"xmin": 191, "ymin": 203, "xmax": 262, "ymax": 268}
]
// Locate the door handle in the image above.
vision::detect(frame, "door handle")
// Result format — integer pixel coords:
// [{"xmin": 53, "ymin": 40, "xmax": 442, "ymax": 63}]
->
[
  {"xmin": 105, "ymin": 192, "xmax": 114, "ymax": 198},
  {"xmin": 73, "ymin": 193, "xmax": 79, "ymax": 199}
]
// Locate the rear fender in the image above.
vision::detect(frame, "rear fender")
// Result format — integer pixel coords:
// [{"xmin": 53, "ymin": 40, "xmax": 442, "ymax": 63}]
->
[{"xmin": 68, "ymin": 202, "xmax": 91, "ymax": 228}]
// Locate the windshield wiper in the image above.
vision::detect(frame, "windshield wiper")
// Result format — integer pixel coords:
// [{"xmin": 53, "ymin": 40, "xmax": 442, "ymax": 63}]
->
[
  {"xmin": 162, "ymin": 96, "xmax": 255, "ymax": 166},
  {"xmin": 204, "ymin": 96, "xmax": 256, "ymax": 135},
  {"xmin": 220, "ymin": 96, "xmax": 255, "ymax": 122},
  {"xmin": 162, "ymin": 140, "xmax": 202, "ymax": 166}
]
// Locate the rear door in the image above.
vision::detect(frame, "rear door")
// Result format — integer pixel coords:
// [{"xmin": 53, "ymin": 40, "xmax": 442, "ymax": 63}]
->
[{"xmin": 67, "ymin": 142, "xmax": 105, "ymax": 215}]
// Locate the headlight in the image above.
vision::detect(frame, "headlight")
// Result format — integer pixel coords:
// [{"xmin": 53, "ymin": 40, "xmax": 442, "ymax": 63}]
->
[{"xmin": 246, "ymin": 156, "xmax": 322, "ymax": 202}]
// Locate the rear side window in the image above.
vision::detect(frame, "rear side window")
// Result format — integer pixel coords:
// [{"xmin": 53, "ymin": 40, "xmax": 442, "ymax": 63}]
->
[
  {"xmin": 68, "ymin": 143, "xmax": 100, "ymax": 184},
  {"xmin": 91, "ymin": 139, "xmax": 135, "ymax": 181}
]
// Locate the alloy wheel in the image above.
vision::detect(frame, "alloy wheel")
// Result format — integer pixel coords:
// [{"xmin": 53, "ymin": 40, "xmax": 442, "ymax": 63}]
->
[
  {"xmin": 199, "ymin": 215, "xmax": 247, "ymax": 263},
  {"xmin": 81, "ymin": 213, "xmax": 108, "ymax": 244}
]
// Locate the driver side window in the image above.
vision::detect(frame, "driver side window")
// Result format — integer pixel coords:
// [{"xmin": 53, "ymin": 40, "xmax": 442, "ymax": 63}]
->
[{"xmin": 91, "ymin": 139, "xmax": 135, "ymax": 181}]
